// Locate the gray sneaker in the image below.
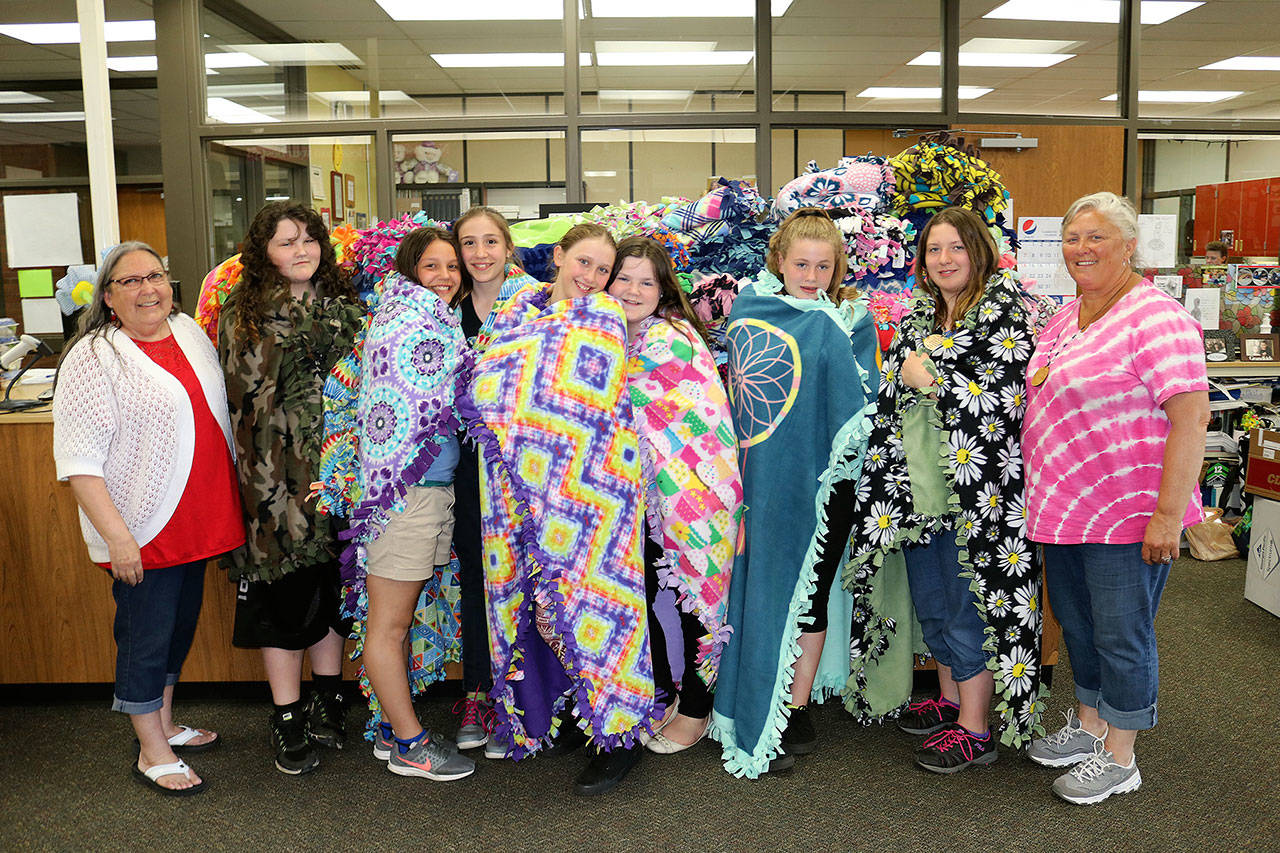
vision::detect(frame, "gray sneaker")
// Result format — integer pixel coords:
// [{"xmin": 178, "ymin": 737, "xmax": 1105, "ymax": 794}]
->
[
  {"xmin": 388, "ymin": 736, "xmax": 476, "ymax": 781},
  {"xmin": 374, "ymin": 724, "xmax": 460, "ymax": 761},
  {"xmin": 1027, "ymin": 709, "xmax": 1106, "ymax": 767},
  {"xmin": 1051, "ymin": 745, "xmax": 1142, "ymax": 805}
]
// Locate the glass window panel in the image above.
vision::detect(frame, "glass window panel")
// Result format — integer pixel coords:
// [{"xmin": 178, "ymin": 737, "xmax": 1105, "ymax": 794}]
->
[
  {"xmin": 391, "ymin": 131, "xmax": 566, "ymax": 220},
  {"xmin": 580, "ymin": 7, "xmax": 754, "ymax": 114},
  {"xmin": 206, "ymin": 134, "xmax": 377, "ymax": 261},
  {"xmin": 958, "ymin": 0, "xmax": 1119, "ymax": 117},
  {"xmin": 582, "ymin": 128, "xmax": 755, "ymax": 204},
  {"xmin": 774, "ymin": 0, "xmax": 941, "ymax": 113},
  {"xmin": 1140, "ymin": 1, "xmax": 1280, "ymax": 119},
  {"xmin": 770, "ymin": 127, "xmax": 847, "ymax": 195},
  {"xmin": 200, "ymin": 1, "xmax": 565, "ymax": 123}
]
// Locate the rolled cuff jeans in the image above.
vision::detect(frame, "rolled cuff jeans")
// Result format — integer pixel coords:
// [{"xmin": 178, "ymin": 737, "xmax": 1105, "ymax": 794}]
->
[{"xmin": 110, "ymin": 559, "xmax": 206, "ymax": 715}]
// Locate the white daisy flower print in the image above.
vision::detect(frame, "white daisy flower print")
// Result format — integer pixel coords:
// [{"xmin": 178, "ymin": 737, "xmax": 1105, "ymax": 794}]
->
[
  {"xmin": 863, "ymin": 501, "xmax": 901, "ymax": 548},
  {"xmin": 943, "ymin": 408, "xmax": 963, "ymax": 427},
  {"xmin": 989, "ymin": 326, "xmax": 1030, "ymax": 363},
  {"xmin": 955, "ymin": 378, "xmax": 998, "ymax": 416},
  {"xmin": 949, "ymin": 432, "xmax": 988, "ymax": 485},
  {"xmin": 1004, "ymin": 494, "xmax": 1027, "ymax": 533},
  {"xmin": 854, "ymin": 476, "xmax": 872, "ymax": 506},
  {"xmin": 978, "ymin": 303, "xmax": 1000, "ymax": 323},
  {"xmin": 998, "ymin": 646, "xmax": 1037, "ymax": 696},
  {"xmin": 977, "ymin": 482, "xmax": 1002, "ymax": 521},
  {"xmin": 958, "ymin": 509, "xmax": 980, "ymax": 538},
  {"xmin": 977, "ymin": 362, "xmax": 1006, "ymax": 389},
  {"xmin": 926, "ymin": 329, "xmax": 972, "ymax": 362},
  {"xmin": 999, "ymin": 384, "xmax": 1026, "ymax": 416},
  {"xmin": 998, "ymin": 436, "xmax": 1023, "ymax": 485},
  {"xmin": 864, "ymin": 447, "xmax": 888, "ymax": 472},
  {"xmin": 1013, "ymin": 580, "xmax": 1040, "ymax": 629},
  {"xmin": 997, "ymin": 536, "xmax": 1032, "ymax": 577},
  {"xmin": 979, "ymin": 416, "xmax": 1005, "ymax": 443},
  {"xmin": 986, "ymin": 587, "xmax": 1013, "ymax": 617},
  {"xmin": 1004, "ymin": 624, "xmax": 1022, "ymax": 644}
]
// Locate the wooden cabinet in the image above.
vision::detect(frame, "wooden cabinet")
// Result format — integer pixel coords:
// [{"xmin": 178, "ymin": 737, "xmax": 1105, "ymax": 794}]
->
[{"xmin": 1195, "ymin": 177, "xmax": 1279, "ymax": 258}]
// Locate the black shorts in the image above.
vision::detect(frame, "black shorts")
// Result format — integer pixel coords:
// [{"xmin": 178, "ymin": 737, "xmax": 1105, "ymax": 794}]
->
[{"xmin": 232, "ymin": 561, "xmax": 350, "ymax": 650}]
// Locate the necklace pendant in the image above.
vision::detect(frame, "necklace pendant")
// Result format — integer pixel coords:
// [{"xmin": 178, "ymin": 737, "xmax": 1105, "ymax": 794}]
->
[
  {"xmin": 1031, "ymin": 366, "xmax": 1049, "ymax": 386},
  {"xmin": 923, "ymin": 333, "xmax": 946, "ymax": 350}
]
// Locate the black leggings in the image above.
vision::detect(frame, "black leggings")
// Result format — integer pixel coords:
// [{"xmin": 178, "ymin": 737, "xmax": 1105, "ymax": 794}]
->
[
  {"xmin": 452, "ymin": 439, "xmax": 492, "ymax": 694},
  {"xmin": 800, "ymin": 472, "xmax": 859, "ymax": 634},
  {"xmin": 644, "ymin": 538, "xmax": 714, "ymax": 719}
]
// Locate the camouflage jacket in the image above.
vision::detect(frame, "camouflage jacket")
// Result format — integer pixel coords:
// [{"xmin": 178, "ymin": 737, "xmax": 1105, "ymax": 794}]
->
[{"xmin": 218, "ymin": 285, "xmax": 363, "ymax": 583}]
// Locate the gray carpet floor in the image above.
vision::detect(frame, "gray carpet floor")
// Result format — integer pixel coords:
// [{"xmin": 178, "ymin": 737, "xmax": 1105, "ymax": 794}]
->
[{"xmin": 3, "ymin": 555, "xmax": 1277, "ymax": 852}]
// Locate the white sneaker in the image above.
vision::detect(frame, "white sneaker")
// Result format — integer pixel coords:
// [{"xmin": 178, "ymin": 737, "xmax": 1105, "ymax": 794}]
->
[{"xmin": 1051, "ymin": 744, "xmax": 1142, "ymax": 805}]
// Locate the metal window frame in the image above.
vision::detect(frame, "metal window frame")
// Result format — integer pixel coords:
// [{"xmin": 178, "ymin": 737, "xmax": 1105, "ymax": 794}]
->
[{"xmin": 151, "ymin": 0, "xmax": 1280, "ymax": 305}]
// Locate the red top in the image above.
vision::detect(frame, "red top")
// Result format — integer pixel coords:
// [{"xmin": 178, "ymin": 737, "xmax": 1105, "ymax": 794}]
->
[{"xmin": 97, "ymin": 334, "xmax": 246, "ymax": 570}]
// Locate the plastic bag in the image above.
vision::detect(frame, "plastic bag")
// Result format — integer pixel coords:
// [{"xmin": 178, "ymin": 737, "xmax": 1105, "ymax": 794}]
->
[{"xmin": 1185, "ymin": 508, "xmax": 1240, "ymax": 561}]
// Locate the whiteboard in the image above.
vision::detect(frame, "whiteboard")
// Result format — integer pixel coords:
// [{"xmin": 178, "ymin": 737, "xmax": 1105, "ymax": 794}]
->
[{"xmin": 3, "ymin": 193, "xmax": 83, "ymax": 267}]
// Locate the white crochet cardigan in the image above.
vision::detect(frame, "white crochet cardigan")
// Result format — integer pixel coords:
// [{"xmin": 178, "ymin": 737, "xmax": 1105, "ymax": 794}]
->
[{"xmin": 53, "ymin": 313, "xmax": 235, "ymax": 563}]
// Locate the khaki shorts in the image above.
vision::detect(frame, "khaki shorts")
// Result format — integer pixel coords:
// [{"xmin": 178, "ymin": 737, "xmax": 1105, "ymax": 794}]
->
[{"xmin": 365, "ymin": 485, "xmax": 455, "ymax": 582}]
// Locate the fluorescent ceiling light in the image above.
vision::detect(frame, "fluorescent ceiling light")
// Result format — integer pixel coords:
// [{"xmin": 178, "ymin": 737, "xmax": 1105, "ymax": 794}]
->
[
  {"xmin": 106, "ymin": 55, "xmax": 157, "ymax": 72},
  {"xmin": 207, "ymin": 83, "xmax": 286, "ymax": 98},
  {"xmin": 960, "ymin": 38, "xmax": 1080, "ymax": 53},
  {"xmin": 374, "ymin": 0, "xmax": 561, "ymax": 19},
  {"xmin": 431, "ymin": 52, "xmax": 591, "ymax": 67},
  {"xmin": 221, "ymin": 43, "xmax": 363, "ymax": 65},
  {"xmin": 205, "ymin": 52, "xmax": 268, "ymax": 69},
  {"xmin": 857, "ymin": 86, "xmax": 992, "ymax": 99},
  {"xmin": 908, "ymin": 51, "xmax": 1073, "ymax": 67},
  {"xmin": 1100, "ymin": 90, "xmax": 1243, "ymax": 102},
  {"xmin": 595, "ymin": 41, "xmax": 717, "ymax": 53},
  {"xmin": 597, "ymin": 89, "xmax": 694, "ymax": 101},
  {"xmin": 0, "ymin": 20, "xmax": 155, "ymax": 44},
  {"xmin": 1201, "ymin": 56, "xmax": 1280, "ymax": 72},
  {"xmin": 583, "ymin": 170, "xmax": 618, "ymax": 177},
  {"xmin": 207, "ymin": 97, "xmax": 281, "ymax": 123},
  {"xmin": 0, "ymin": 91, "xmax": 52, "ymax": 104},
  {"xmin": 313, "ymin": 90, "xmax": 415, "ymax": 102},
  {"xmin": 591, "ymin": 0, "xmax": 794, "ymax": 16},
  {"xmin": 0, "ymin": 111, "xmax": 87, "ymax": 122},
  {"xmin": 597, "ymin": 51, "xmax": 752, "ymax": 66},
  {"xmin": 984, "ymin": 1, "xmax": 1202, "ymax": 26}
]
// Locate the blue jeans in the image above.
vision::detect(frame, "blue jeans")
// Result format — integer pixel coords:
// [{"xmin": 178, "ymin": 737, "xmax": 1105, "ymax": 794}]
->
[
  {"xmin": 1042, "ymin": 543, "xmax": 1169, "ymax": 731},
  {"xmin": 904, "ymin": 530, "xmax": 989, "ymax": 682},
  {"xmin": 111, "ymin": 559, "xmax": 206, "ymax": 715}
]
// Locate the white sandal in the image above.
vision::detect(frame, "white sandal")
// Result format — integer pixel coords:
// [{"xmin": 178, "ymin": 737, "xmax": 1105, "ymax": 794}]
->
[
  {"xmin": 131, "ymin": 759, "xmax": 206, "ymax": 796},
  {"xmin": 166, "ymin": 725, "xmax": 220, "ymax": 753}
]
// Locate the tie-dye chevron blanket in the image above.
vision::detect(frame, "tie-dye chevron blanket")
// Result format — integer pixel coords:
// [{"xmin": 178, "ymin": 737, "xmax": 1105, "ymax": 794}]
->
[
  {"xmin": 195, "ymin": 255, "xmax": 243, "ymax": 344},
  {"xmin": 709, "ymin": 274, "xmax": 879, "ymax": 779},
  {"xmin": 845, "ymin": 269, "xmax": 1049, "ymax": 747},
  {"xmin": 627, "ymin": 315, "xmax": 743, "ymax": 688},
  {"xmin": 462, "ymin": 284, "xmax": 656, "ymax": 758}
]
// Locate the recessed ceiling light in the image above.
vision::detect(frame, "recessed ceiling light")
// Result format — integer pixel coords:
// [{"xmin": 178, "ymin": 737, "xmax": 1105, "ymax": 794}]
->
[
  {"xmin": 205, "ymin": 52, "xmax": 268, "ymax": 69},
  {"xmin": 207, "ymin": 97, "xmax": 281, "ymax": 123},
  {"xmin": 0, "ymin": 20, "xmax": 155, "ymax": 44},
  {"xmin": 0, "ymin": 91, "xmax": 52, "ymax": 104},
  {"xmin": 595, "ymin": 41, "xmax": 718, "ymax": 53},
  {"xmin": 431, "ymin": 52, "xmax": 592, "ymax": 67},
  {"xmin": 1100, "ymin": 90, "xmax": 1243, "ymax": 102},
  {"xmin": 908, "ymin": 51, "xmax": 1074, "ymax": 67},
  {"xmin": 221, "ymin": 43, "xmax": 364, "ymax": 65},
  {"xmin": 591, "ymin": 0, "xmax": 793, "ymax": 15},
  {"xmin": 106, "ymin": 56, "xmax": 157, "ymax": 72},
  {"xmin": 374, "ymin": 0, "xmax": 561, "ymax": 19},
  {"xmin": 597, "ymin": 90, "xmax": 695, "ymax": 101},
  {"xmin": 313, "ymin": 90, "xmax": 416, "ymax": 103},
  {"xmin": 207, "ymin": 83, "xmax": 286, "ymax": 98},
  {"xmin": 583, "ymin": 170, "xmax": 618, "ymax": 177},
  {"xmin": 0, "ymin": 111, "xmax": 87, "ymax": 122},
  {"xmin": 1200, "ymin": 56, "xmax": 1280, "ymax": 72},
  {"xmin": 960, "ymin": 38, "xmax": 1080, "ymax": 53},
  {"xmin": 984, "ymin": 1, "xmax": 1202, "ymax": 26},
  {"xmin": 857, "ymin": 86, "xmax": 992, "ymax": 99},
  {"xmin": 597, "ymin": 50, "xmax": 752, "ymax": 66}
]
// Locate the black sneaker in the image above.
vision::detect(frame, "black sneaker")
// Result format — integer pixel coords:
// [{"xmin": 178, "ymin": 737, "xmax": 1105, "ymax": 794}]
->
[
  {"xmin": 307, "ymin": 689, "xmax": 347, "ymax": 750},
  {"xmin": 767, "ymin": 748, "xmax": 796, "ymax": 775},
  {"xmin": 780, "ymin": 705, "xmax": 817, "ymax": 755},
  {"xmin": 543, "ymin": 720, "xmax": 589, "ymax": 757},
  {"xmin": 271, "ymin": 707, "xmax": 320, "ymax": 775},
  {"xmin": 914, "ymin": 724, "xmax": 997, "ymax": 774},
  {"xmin": 897, "ymin": 696, "xmax": 960, "ymax": 736},
  {"xmin": 573, "ymin": 745, "xmax": 642, "ymax": 796}
]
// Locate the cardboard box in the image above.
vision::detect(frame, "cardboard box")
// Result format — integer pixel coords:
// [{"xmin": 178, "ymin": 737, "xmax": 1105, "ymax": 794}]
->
[
  {"xmin": 1245, "ymin": 497, "xmax": 1280, "ymax": 617},
  {"xmin": 1243, "ymin": 428, "xmax": 1280, "ymax": 501}
]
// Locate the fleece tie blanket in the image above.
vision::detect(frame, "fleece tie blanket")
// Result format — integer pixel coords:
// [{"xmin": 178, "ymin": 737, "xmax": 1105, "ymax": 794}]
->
[
  {"xmin": 845, "ymin": 269, "xmax": 1049, "ymax": 747},
  {"xmin": 627, "ymin": 316, "xmax": 744, "ymax": 688},
  {"xmin": 709, "ymin": 274, "xmax": 878, "ymax": 779},
  {"xmin": 463, "ymin": 285, "xmax": 655, "ymax": 758}
]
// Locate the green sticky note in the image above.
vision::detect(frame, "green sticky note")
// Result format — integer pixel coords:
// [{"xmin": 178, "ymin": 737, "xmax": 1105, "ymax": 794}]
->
[{"xmin": 18, "ymin": 268, "xmax": 54, "ymax": 298}]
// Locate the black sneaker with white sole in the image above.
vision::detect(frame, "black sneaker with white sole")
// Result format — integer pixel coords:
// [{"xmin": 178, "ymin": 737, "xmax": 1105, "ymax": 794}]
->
[{"xmin": 271, "ymin": 707, "xmax": 319, "ymax": 775}]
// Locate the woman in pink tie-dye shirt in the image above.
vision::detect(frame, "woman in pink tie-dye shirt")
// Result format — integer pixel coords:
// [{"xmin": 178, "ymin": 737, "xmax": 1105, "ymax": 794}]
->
[{"xmin": 1022, "ymin": 192, "xmax": 1209, "ymax": 806}]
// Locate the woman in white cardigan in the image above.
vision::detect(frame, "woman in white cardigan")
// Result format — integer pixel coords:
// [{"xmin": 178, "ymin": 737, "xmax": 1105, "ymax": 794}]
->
[{"xmin": 53, "ymin": 242, "xmax": 245, "ymax": 796}]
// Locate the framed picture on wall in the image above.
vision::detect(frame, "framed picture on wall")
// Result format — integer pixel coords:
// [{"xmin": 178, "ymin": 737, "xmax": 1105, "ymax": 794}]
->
[
  {"xmin": 1241, "ymin": 333, "xmax": 1278, "ymax": 362},
  {"xmin": 344, "ymin": 174, "xmax": 356, "ymax": 210},
  {"xmin": 329, "ymin": 171, "xmax": 344, "ymax": 223},
  {"xmin": 1204, "ymin": 330, "xmax": 1237, "ymax": 362}
]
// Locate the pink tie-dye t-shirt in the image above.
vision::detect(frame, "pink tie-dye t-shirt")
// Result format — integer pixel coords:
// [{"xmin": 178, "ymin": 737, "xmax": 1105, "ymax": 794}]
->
[{"xmin": 1023, "ymin": 282, "xmax": 1208, "ymax": 544}]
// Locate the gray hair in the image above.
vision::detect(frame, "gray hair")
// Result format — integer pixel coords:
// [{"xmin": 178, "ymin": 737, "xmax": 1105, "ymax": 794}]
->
[
  {"xmin": 1062, "ymin": 191, "xmax": 1142, "ymax": 268},
  {"xmin": 57, "ymin": 241, "xmax": 170, "ymax": 372}
]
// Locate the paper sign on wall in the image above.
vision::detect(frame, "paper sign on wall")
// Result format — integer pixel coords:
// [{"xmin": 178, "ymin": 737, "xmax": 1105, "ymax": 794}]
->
[
  {"xmin": 20, "ymin": 297, "xmax": 62, "ymax": 334},
  {"xmin": 17, "ymin": 268, "xmax": 54, "ymax": 298},
  {"xmin": 3, "ymin": 193, "xmax": 83, "ymax": 267}
]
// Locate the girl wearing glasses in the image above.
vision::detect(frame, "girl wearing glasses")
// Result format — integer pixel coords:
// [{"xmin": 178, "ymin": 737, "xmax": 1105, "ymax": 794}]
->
[
  {"xmin": 711, "ymin": 208, "xmax": 879, "ymax": 778},
  {"xmin": 218, "ymin": 202, "xmax": 364, "ymax": 776},
  {"xmin": 54, "ymin": 242, "xmax": 246, "ymax": 796}
]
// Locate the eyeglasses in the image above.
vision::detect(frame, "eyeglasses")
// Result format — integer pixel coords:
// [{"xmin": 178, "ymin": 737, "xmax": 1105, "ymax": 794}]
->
[{"xmin": 110, "ymin": 271, "xmax": 168, "ymax": 289}]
